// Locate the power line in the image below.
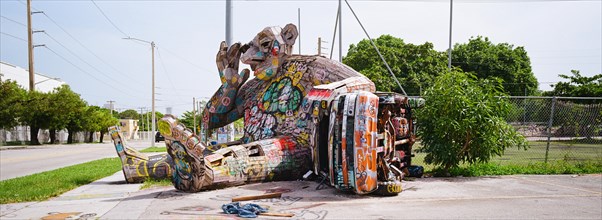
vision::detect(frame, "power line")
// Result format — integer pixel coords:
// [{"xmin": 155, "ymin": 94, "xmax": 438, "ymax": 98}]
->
[
  {"xmin": 36, "ymin": 9, "xmax": 145, "ymax": 88},
  {"xmin": 90, "ymin": 0, "xmax": 129, "ymax": 37},
  {"xmin": 0, "ymin": 15, "xmax": 26, "ymax": 27},
  {"xmin": 344, "ymin": 0, "xmax": 407, "ymax": 95},
  {"xmin": 156, "ymin": 47, "xmax": 187, "ymax": 104},
  {"xmin": 89, "ymin": 0, "xmax": 214, "ymax": 83},
  {"xmin": 158, "ymin": 46, "xmax": 215, "ymax": 75},
  {"xmin": 41, "ymin": 31, "xmax": 146, "ymax": 94},
  {"xmin": 0, "ymin": 31, "xmax": 27, "ymax": 42},
  {"xmin": 14, "ymin": 0, "xmax": 595, "ymax": 2},
  {"xmin": 42, "ymin": 45, "xmax": 145, "ymax": 100}
]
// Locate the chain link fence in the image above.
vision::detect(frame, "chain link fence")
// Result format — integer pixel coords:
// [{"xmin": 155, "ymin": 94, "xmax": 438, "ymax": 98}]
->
[
  {"xmin": 413, "ymin": 96, "xmax": 602, "ymax": 168},
  {"xmin": 501, "ymin": 96, "xmax": 602, "ymax": 165}
]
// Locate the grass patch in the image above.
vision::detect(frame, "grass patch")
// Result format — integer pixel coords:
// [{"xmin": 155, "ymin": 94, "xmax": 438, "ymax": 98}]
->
[
  {"xmin": 413, "ymin": 140, "xmax": 602, "ymax": 176},
  {"xmin": 140, "ymin": 178, "xmax": 173, "ymax": 190},
  {"xmin": 0, "ymin": 158, "xmax": 121, "ymax": 204},
  {"xmin": 140, "ymin": 146, "xmax": 167, "ymax": 153},
  {"xmin": 431, "ymin": 161, "xmax": 602, "ymax": 177},
  {"xmin": 413, "ymin": 140, "xmax": 602, "ymax": 168}
]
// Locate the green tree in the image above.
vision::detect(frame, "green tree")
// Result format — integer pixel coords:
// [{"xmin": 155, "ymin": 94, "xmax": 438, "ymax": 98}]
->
[
  {"xmin": 452, "ymin": 36, "xmax": 538, "ymax": 96},
  {"xmin": 138, "ymin": 111, "xmax": 163, "ymax": 133},
  {"xmin": 0, "ymin": 80, "xmax": 26, "ymax": 129},
  {"xmin": 343, "ymin": 35, "xmax": 448, "ymax": 95},
  {"xmin": 19, "ymin": 91, "xmax": 51, "ymax": 145},
  {"xmin": 82, "ymin": 106, "xmax": 117, "ymax": 143},
  {"xmin": 62, "ymin": 92, "xmax": 88, "ymax": 144},
  {"xmin": 96, "ymin": 107, "xmax": 118, "ymax": 143},
  {"xmin": 47, "ymin": 85, "xmax": 85, "ymax": 144},
  {"xmin": 179, "ymin": 110, "xmax": 200, "ymax": 131},
  {"xmin": 417, "ymin": 70, "xmax": 527, "ymax": 174},
  {"xmin": 542, "ymin": 70, "xmax": 602, "ymax": 138},
  {"xmin": 543, "ymin": 70, "xmax": 602, "ymax": 98},
  {"xmin": 119, "ymin": 109, "xmax": 140, "ymax": 119}
]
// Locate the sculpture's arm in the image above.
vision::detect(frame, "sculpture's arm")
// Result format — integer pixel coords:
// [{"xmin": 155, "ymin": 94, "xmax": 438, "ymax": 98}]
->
[{"xmin": 206, "ymin": 41, "xmax": 250, "ymax": 114}]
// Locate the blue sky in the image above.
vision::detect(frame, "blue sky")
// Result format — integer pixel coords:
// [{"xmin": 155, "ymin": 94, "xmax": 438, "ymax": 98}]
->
[{"xmin": 1, "ymin": 0, "xmax": 600, "ymax": 116}]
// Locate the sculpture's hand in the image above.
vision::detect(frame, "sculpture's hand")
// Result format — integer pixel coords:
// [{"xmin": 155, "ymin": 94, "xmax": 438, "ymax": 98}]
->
[
  {"xmin": 208, "ymin": 41, "xmax": 250, "ymax": 114},
  {"xmin": 216, "ymin": 41, "xmax": 250, "ymax": 89}
]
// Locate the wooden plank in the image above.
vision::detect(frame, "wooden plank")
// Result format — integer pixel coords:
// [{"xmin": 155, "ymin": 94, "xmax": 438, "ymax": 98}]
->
[
  {"xmin": 231, "ymin": 192, "xmax": 282, "ymax": 202},
  {"xmin": 260, "ymin": 212, "xmax": 295, "ymax": 217}
]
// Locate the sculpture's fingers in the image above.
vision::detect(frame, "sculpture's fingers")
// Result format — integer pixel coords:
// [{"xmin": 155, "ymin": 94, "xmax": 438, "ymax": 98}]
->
[
  {"xmin": 239, "ymin": 68, "xmax": 250, "ymax": 85},
  {"xmin": 216, "ymin": 41, "xmax": 228, "ymax": 73},
  {"xmin": 227, "ymin": 42, "xmax": 241, "ymax": 70}
]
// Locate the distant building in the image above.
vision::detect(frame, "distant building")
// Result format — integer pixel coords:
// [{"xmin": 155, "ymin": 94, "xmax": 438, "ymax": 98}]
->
[
  {"xmin": 119, "ymin": 119, "xmax": 139, "ymax": 140},
  {"xmin": 166, "ymin": 107, "xmax": 172, "ymax": 115},
  {"xmin": 0, "ymin": 61, "xmax": 66, "ymax": 92}
]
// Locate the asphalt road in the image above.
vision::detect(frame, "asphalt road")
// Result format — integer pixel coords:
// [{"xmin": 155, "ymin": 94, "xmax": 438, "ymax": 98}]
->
[{"xmin": 0, "ymin": 140, "xmax": 153, "ymax": 181}]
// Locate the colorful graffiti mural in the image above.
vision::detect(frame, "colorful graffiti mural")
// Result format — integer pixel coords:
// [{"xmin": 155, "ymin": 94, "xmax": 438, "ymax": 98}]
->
[
  {"xmin": 158, "ymin": 24, "xmax": 423, "ymax": 195},
  {"xmin": 108, "ymin": 126, "xmax": 173, "ymax": 183}
]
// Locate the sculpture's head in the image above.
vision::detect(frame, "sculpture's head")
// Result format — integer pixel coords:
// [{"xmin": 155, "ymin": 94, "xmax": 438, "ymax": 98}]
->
[{"xmin": 240, "ymin": 24, "xmax": 298, "ymax": 72}]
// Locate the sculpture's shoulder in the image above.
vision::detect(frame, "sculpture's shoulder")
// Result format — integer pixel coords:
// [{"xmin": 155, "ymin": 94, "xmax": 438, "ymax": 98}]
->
[{"xmin": 281, "ymin": 55, "xmax": 367, "ymax": 84}]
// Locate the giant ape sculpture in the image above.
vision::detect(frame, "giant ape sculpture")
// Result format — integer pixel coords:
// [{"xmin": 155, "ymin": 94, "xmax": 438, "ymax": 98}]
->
[{"xmin": 158, "ymin": 24, "xmax": 422, "ymax": 195}]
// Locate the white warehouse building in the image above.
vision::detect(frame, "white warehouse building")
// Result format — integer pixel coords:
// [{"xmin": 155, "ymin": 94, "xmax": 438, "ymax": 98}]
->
[{"xmin": 0, "ymin": 61, "xmax": 66, "ymax": 92}]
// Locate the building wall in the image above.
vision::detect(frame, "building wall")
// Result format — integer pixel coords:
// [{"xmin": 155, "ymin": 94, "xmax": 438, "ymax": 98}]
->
[
  {"xmin": 0, "ymin": 61, "xmax": 66, "ymax": 92},
  {"xmin": 119, "ymin": 119, "xmax": 140, "ymax": 140}
]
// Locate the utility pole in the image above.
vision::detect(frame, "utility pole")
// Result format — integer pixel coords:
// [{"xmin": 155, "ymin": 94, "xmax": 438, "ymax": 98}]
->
[
  {"xmin": 193, "ymin": 97, "xmax": 197, "ymax": 135},
  {"xmin": 27, "ymin": 0, "xmax": 34, "ymax": 91},
  {"xmin": 225, "ymin": 1, "xmax": 236, "ymax": 142},
  {"xmin": 338, "ymin": 0, "xmax": 342, "ymax": 62},
  {"xmin": 139, "ymin": 107, "xmax": 145, "ymax": 140},
  {"xmin": 151, "ymin": 41, "xmax": 156, "ymax": 147},
  {"xmin": 123, "ymin": 37, "xmax": 156, "ymax": 146},
  {"xmin": 225, "ymin": 0, "xmax": 232, "ymax": 46},
  {"xmin": 448, "ymin": 0, "xmax": 453, "ymax": 69},
  {"xmin": 318, "ymin": 37, "xmax": 321, "ymax": 56},
  {"xmin": 146, "ymin": 107, "xmax": 150, "ymax": 142},
  {"xmin": 298, "ymin": 8, "xmax": 301, "ymax": 54},
  {"xmin": 318, "ymin": 37, "xmax": 329, "ymax": 56},
  {"xmin": 107, "ymin": 100, "xmax": 115, "ymax": 116}
]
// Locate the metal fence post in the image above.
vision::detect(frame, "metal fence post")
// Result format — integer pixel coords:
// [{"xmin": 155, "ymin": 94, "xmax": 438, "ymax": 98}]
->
[{"xmin": 544, "ymin": 96, "xmax": 557, "ymax": 163}]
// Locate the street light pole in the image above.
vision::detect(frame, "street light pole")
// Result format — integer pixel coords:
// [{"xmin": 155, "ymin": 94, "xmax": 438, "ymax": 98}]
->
[
  {"xmin": 448, "ymin": 0, "xmax": 453, "ymax": 69},
  {"xmin": 123, "ymin": 37, "xmax": 156, "ymax": 147},
  {"xmin": 27, "ymin": 0, "xmax": 35, "ymax": 91},
  {"xmin": 151, "ymin": 41, "xmax": 156, "ymax": 147}
]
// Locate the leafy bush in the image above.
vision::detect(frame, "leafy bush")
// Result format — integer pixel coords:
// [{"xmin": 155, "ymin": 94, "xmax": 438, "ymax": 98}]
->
[{"xmin": 417, "ymin": 71, "xmax": 528, "ymax": 174}]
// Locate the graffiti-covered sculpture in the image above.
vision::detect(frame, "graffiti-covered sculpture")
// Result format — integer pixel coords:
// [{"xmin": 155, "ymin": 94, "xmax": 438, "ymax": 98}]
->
[
  {"xmin": 108, "ymin": 126, "xmax": 172, "ymax": 183},
  {"xmin": 159, "ymin": 24, "xmax": 423, "ymax": 195}
]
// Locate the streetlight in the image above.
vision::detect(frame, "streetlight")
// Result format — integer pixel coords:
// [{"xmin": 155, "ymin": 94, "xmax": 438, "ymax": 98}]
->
[
  {"xmin": 123, "ymin": 37, "xmax": 156, "ymax": 147},
  {"xmin": 34, "ymin": 77, "xmax": 60, "ymax": 85},
  {"xmin": 34, "ymin": 77, "xmax": 60, "ymax": 91}
]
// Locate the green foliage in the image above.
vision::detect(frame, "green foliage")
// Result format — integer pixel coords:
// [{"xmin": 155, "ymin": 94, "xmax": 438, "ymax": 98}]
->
[
  {"xmin": 452, "ymin": 36, "xmax": 538, "ymax": 96},
  {"xmin": 417, "ymin": 71, "xmax": 528, "ymax": 172},
  {"xmin": 0, "ymin": 80, "xmax": 26, "ymax": 129},
  {"xmin": 138, "ymin": 111, "xmax": 163, "ymax": 132},
  {"xmin": 48, "ymin": 85, "xmax": 87, "ymax": 132},
  {"xmin": 0, "ymin": 158, "xmax": 121, "ymax": 204},
  {"xmin": 344, "ymin": 35, "xmax": 448, "ymax": 95},
  {"xmin": 543, "ymin": 70, "xmax": 602, "ymax": 99},
  {"xmin": 140, "ymin": 146, "xmax": 167, "ymax": 153},
  {"xmin": 119, "ymin": 109, "xmax": 140, "ymax": 120},
  {"xmin": 179, "ymin": 110, "xmax": 200, "ymax": 131},
  {"xmin": 431, "ymin": 161, "xmax": 602, "ymax": 177},
  {"xmin": 96, "ymin": 107, "xmax": 118, "ymax": 141},
  {"xmin": 140, "ymin": 178, "xmax": 172, "ymax": 189}
]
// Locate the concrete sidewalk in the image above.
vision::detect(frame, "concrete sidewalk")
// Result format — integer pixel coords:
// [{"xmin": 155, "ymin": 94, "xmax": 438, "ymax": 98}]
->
[{"xmin": 1, "ymin": 174, "xmax": 601, "ymax": 219}]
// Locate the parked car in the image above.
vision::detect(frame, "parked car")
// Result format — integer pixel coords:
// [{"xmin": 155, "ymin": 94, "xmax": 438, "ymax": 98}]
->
[{"xmin": 155, "ymin": 132, "xmax": 165, "ymax": 142}]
